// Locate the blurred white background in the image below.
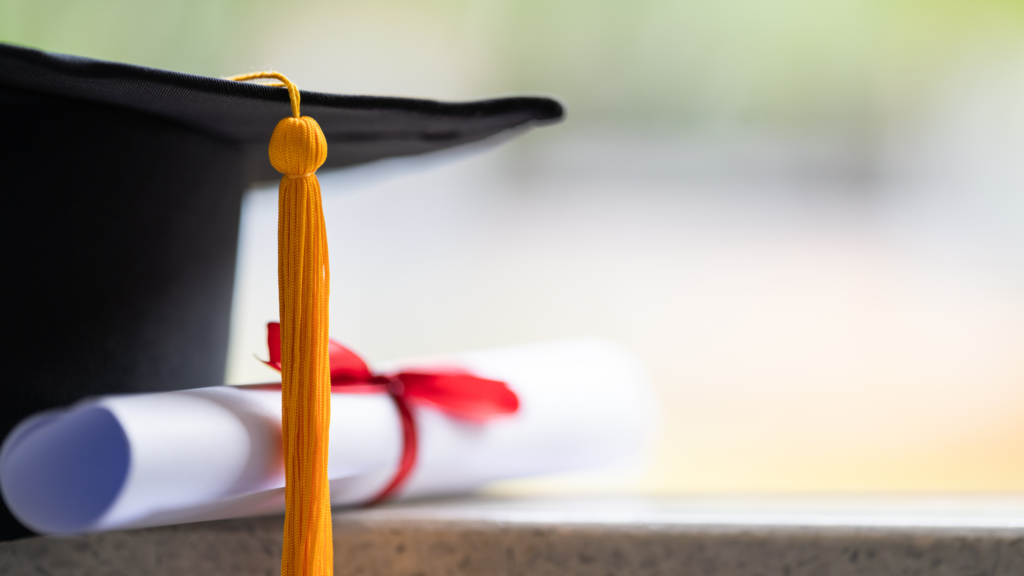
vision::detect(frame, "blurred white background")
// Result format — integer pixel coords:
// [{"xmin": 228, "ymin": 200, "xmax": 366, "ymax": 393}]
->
[
  {"xmin": 227, "ymin": 47, "xmax": 1024, "ymax": 492},
  {"xmin": 7, "ymin": 0, "xmax": 1024, "ymax": 493}
]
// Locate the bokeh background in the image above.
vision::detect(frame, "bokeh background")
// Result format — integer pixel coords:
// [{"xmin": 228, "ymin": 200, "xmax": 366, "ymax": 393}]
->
[{"xmin": 6, "ymin": 0, "xmax": 1024, "ymax": 493}]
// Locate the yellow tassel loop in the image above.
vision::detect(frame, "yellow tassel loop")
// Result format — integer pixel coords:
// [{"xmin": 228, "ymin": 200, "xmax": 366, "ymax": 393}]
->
[{"xmin": 229, "ymin": 72, "xmax": 332, "ymax": 576}]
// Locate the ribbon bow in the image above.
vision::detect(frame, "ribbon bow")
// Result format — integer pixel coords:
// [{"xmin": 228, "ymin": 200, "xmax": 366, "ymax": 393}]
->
[{"xmin": 261, "ymin": 322, "xmax": 518, "ymax": 503}]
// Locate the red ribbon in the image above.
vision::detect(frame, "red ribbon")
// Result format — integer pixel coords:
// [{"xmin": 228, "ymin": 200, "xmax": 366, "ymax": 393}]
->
[{"xmin": 261, "ymin": 322, "xmax": 519, "ymax": 504}]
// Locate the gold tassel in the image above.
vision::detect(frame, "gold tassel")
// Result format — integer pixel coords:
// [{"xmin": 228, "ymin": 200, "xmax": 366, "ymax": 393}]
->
[{"xmin": 229, "ymin": 71, "xmax": 332, "ymax": 576}]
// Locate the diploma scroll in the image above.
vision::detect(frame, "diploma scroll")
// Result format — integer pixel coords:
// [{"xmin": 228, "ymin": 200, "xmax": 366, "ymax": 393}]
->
[{"xmin": 0, "ymin": 339, "xmax": 653, "ymax": 535}]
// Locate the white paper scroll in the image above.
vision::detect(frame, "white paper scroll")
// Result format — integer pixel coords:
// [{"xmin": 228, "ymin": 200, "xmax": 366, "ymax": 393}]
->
[{"xmin": 0, "ymin": 339, "xmax": 654, "ymax": 535}]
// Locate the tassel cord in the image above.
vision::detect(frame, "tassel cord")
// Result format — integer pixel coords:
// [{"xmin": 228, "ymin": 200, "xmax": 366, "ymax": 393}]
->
[{"xmin": 230, "ymin": 71, "xmax": 332, "ymax": 576}]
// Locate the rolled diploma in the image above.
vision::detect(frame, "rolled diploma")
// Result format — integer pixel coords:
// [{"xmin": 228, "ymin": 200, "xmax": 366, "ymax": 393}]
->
[{"xmin": 0, "ymin": 338, "xmax": 653, "ymax": 535}]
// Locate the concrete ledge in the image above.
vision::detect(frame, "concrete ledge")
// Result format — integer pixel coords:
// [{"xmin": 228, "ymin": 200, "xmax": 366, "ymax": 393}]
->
[{"xmin": 3, "ymin": 497, "xmax": 1024, "ymax": 575}]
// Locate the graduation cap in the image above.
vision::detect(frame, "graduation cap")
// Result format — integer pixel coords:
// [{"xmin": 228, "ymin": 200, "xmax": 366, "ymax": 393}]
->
[{"xmin": 0, "ymin": 41, "xmax": 562, "ymax": 545}]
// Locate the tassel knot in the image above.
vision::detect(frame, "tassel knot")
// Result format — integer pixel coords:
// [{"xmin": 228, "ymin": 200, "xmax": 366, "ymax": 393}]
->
[{"xmin": 270, "ymin": 117, "xmax": 327, "ymax": 177}]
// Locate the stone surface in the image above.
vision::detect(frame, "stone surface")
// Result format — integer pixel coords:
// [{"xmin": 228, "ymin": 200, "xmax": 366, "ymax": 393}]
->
[{"xmin": 4, "ymin": 496, "xmax": 1024, "ymax": 575}]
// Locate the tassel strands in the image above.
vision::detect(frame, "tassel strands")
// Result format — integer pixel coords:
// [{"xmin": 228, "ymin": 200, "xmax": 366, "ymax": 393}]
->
[{"xmin": 229, "ymin": 72, "xmax": 332, "ymax": 576}]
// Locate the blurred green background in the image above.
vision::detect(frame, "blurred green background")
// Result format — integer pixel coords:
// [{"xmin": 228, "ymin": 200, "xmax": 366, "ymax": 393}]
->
[
  {"xmin": 7, "ymin": 0, "xmax": 1024, "ymax": 494},
  {"xmin": 4, "ymin": 0, "xmax": 1023, "ymax": 131}
]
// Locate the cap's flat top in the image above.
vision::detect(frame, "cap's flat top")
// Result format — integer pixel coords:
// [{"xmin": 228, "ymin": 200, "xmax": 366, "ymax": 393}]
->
[{"xmin": 0, "ymin": 43, "xmax": 563, "ymax": 176}]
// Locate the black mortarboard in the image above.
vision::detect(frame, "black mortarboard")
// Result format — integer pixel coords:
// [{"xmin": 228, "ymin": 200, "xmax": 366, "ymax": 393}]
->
[{"xmin": 0, "ymin": 42, "xmax": 562, "ymax": 541}]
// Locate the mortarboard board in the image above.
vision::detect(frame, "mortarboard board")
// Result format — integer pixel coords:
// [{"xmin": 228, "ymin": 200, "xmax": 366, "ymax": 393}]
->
[{"xmin": 0, "ymin": 42, "xmax": 562, "ymax": 542}]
